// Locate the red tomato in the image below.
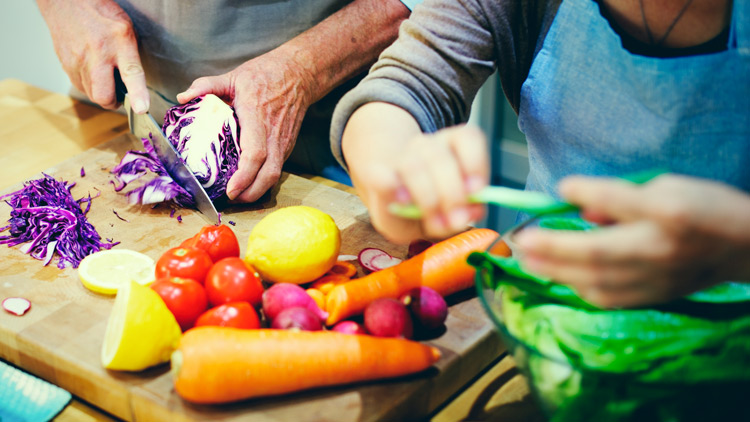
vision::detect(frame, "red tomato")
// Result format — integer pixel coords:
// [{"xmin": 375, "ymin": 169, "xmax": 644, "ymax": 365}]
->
[
  {"xmin": 180, "ymin": 224, "xmax": 240, "ymax": 262},
  {"xmin": 151, "ymin": 277, "xmax": 208, "ymax": 331},
  {"xmin": 155, "ymin": 247, "xmax": 213, "ymax": 284},
  {"xmin": 205, "ymin": 258, "xmax": 264, "ymax": 307},
  {"xmin": 194, "ymin": 302, "xmax": 261, "ymax": 329}
]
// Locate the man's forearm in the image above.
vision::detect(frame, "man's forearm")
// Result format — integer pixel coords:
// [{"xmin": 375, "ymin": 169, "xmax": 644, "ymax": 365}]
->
[{"xmin": 274, "ymin": 0, "xmax": 410, "ymax": 104}]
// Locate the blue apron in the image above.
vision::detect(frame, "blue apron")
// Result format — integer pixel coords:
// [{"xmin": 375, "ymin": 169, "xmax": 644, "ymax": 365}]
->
[{"xmin": 518, "ymin": 0, "xmax": 750, "ymax": 198}]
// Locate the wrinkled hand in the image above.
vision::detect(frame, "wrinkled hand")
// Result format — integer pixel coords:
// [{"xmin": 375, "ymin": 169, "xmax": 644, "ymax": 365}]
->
[
  {"xmin": 515, "ymin": 174, "xmax": 750, "ymax": 308},
  {"xmin": 177, "ymin": 51, "xmax": 314, "ymax": 203},
  {"xmin": 356, "ymin": 124, "xmax": 489, "ymax": 244},
  {"xmin": 37, "ymin": 0, "xmax": 149, "ymax": 112}
]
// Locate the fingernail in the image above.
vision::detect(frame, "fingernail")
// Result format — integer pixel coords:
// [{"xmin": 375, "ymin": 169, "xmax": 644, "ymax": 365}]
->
[
  {"xmin": 177, "ymin": 89, "xmax": 194, "ymax": 101},
  {"xmin": 466, "ymin": 176, "xmax": 485, "ymax": 193},
  {"xmin": 226, "ymin": 188, "xmax": 239, "ymax": 200},
  {"xmin": 515, "ymin": 231, "xmax": 538, "ymax": 249},
  {"xmin": 449, "ymin": 208, "xmax": 470, "ymax": 229},
  {"xmin": 132, "ymin": 99, "xmax": 148, "ymax": 114},
  {"xmin": 521, "ymin": 256, "xmax": 543, "ymax": 273},
  {"xmin": 395, "ymin": 186, "xmax": 411, "ymax": 203},
  {"xmin": 428, "ymin": 214, "xmax": 447, "ymax": 230}
]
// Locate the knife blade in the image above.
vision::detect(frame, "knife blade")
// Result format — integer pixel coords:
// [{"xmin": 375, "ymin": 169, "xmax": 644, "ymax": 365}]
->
[{"xmin": 115, "ymin": 70, "xmax": 220, "ymax": 224}]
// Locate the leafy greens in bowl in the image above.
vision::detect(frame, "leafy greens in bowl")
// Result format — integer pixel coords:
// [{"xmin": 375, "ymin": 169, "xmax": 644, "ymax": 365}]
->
[{"xmin": 471, "ymin": 216, "xmax": 750, "ymax": 421}]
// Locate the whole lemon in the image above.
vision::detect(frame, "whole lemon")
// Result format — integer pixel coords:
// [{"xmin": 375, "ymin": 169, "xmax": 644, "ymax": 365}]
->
[{"xmin": 245, "ymin": 206, "xmax": 341, "ymax": 284}]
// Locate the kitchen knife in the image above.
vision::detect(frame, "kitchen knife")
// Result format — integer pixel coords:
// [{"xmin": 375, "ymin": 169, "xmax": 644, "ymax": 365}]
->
[
  {"xmin": 389, "ymin": 169, "xmax": 666, "ymax": 219},
  {"xmin": 114, "ymin": 70, "xmax": 220, "ymax": 224}
]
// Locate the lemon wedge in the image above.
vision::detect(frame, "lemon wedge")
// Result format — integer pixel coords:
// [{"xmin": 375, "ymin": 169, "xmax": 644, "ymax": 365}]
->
[
  {"xmin": 78, "ymin": 249, "xmax": 155, "ymax": 295},
  {"xmin": 101, "ymin": 280, "xmax": 182, "ymax": 371}
]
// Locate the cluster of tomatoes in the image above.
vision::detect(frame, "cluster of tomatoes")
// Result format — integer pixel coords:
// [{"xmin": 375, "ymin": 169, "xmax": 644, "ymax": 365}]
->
[{"xmin": 151, "ymin": 224, "xmax": 263, "ymax": 331}]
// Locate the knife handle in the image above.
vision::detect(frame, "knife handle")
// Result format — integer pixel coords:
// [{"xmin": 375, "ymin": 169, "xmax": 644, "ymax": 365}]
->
[{"xmin": 113, "ymin": 69, "xmax": 127, "ymax": 104}]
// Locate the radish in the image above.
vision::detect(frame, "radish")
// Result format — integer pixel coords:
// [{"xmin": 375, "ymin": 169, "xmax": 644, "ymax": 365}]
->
[
  {"xmin": 262, "ymin": 283, "xmax": 328, "ymax": 322},
  {"xmin": 400, "ymin": 287, "xmax": 448, "ymax": 330},
  {"xmin": 271, "ymin": 307, "xmax": 323, "ymax": 331},
  {"xmin": 331, "ymin": 320, "xmax": 367, "ymax": 335},
  {"xmin": 2, "ymin": 297, "xmax": 31, "ymax": 316},
  {"xmin": 407, "ymin": 239, "xmax": 434, "ymax": 258},
  {"xmin": 364, "ymin": 298, "xmax": 413, "ymax": 339},
  {"xmin": 358, "ymin": 248, "xmax": 402, "ymax": 273}
]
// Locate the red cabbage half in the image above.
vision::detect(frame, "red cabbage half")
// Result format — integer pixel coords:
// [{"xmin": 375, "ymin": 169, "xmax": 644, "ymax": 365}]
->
[
  {"xmin": 0, "ymin": 174, "xmax": 117, "ymax": 269},
  {"xmin": 111, "ymin": 94, "xmax": 241, "ymax": 207}
]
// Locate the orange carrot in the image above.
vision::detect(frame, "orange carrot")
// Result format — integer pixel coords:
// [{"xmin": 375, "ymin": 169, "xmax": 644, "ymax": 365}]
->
[
  {"xmin": 305, "ymin": 287, "xmax": 327, "ymax": 311},
  {"xmin": 172, "ymin": 327, "xmax": 441, "ymax": 404},
  {"xmin": 310, "ymin": 274, "xmax": 351, "ymax": 294},
  {"xmin": 325, "ymin": 228, "xmax": 508, "ymax": 325},
  {"xmin": 326, "ymin": 261, "xmax": 358, "ymax": 278}
]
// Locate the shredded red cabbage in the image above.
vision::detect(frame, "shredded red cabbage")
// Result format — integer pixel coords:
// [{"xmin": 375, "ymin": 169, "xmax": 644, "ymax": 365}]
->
[
  {"xmin": 111, "ymin": 94, "xmax": 240, "ymax": 208},
  {"xmin": 0, "ymin": 174, "xmax": 117, "ymax": 269},
  {"xmin": 110, "ymin": 136, "xmax": 192, "ymax": 206}
]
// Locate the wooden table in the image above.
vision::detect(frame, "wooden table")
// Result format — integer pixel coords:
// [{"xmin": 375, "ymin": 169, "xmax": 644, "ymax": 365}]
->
[{"xmin": 0, "ymin": 79, "xmax": 543, "ymax": 421}]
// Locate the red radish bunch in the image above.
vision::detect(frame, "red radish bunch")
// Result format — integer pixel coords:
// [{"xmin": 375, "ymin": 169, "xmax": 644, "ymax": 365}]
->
[
  {"xmin": 407, "ymin": 239, "xmax": 434, "ymax": 258},
  {"xmin": 331, "ymin": 320, "xmax": 367, "ymax": 335},
  {"xmin": 262, "ymin": 283, "xmax": 328, "ymax": 331},
  {"xmin": 271, "ymin": 307, "xmax": 323, "ymax": 331},
  {"xmin": 400, "ymin": 287, "xmax": 448, "ymax": 330},
  {"xmin": 364, "ymin": 298, "xmax": 413, "ymax": 339}
]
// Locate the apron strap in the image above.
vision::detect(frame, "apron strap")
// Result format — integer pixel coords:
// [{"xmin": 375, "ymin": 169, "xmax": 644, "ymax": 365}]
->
[{"xmin": 731, "ymin": 0, "xmax": 749, "ymax": 54}]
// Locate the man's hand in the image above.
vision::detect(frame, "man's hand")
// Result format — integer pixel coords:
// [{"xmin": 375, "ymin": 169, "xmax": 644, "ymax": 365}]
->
[
  {"xmin": 37, "ymin": 0, "xmax": 149, "ymax": 113},
  {"xmin": 177, "ymin": 50, "xmax": 314, "ymax": 202},
  {"xmin": 515, "ymin": 174, "xmax": 750, "ymax": 308},
  {"xmin": 177, "ymin": 0, "xmax": 409, "ymax": 203}
]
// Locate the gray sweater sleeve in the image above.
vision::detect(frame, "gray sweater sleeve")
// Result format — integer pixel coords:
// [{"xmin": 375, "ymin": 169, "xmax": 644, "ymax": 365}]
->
[{"xmin": 329, "ymin": 0, "xmax": 559, "ymax": 170}]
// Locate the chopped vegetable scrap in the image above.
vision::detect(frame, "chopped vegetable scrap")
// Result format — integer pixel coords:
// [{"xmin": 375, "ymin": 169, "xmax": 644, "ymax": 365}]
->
[
  {"xmin": 2, "ymin": 297, "xmax": 31, "ymax": 316},
  {"xmin": 110, "ymin": 136, "xmax": 192, "ymax": 206},
  {"xmin": 112, "ymin": 209, "xmax": 129, "ymax": 222},
  {"xmin": 111, "ymin": 94, "xmax": 240, "ymax": 207},
  {"xmin": 0, "ymin": 174, "xmax": 117, "ymax": 268},
  {"xmin": 80, "ymin": 166, "xmax": 86, "ymax": 177},
  {"xmin": 358, "ymin": 247, "xmax": 402, "ymax": 273}
]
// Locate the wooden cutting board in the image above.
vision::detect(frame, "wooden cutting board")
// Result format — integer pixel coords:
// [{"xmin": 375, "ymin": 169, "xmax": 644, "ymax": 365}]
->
[{"xmin": 0, "ymin": 131, "xmax": 505, "ymax": 421}]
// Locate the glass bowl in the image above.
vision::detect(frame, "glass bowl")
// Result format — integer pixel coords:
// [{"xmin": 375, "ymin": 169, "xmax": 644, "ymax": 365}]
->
[{"xmin": 472, "ymin": 215, "xmax": 750, "ymax": 422}]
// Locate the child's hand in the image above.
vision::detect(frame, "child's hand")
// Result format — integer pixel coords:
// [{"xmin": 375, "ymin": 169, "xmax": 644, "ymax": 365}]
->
[
  {"xmin": 385, "ymin": 125, "xmax": 489, "ymax": 241},
  {"xmin": 343, "ymin": 103, "xmax": 489, "ymax": 244},
  {"xmin": 515, "ymin": 174, "xmax": 750, "ymax": 308}
]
